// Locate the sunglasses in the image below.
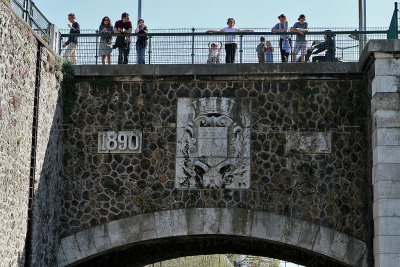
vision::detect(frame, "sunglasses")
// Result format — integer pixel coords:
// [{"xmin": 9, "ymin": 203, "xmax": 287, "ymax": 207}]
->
[{"xmin": 104, "ymin": 19, "xmax": 110, "ymax": 21}]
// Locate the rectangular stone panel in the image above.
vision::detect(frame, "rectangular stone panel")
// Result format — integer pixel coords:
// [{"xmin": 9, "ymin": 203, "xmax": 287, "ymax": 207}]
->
[
  {"xmin": 98, "ymin": 131, "xmax": 142, "ymax": 153},
  {"xmin": 286, "ymin": 132, "xmax": 331, "ymax": 154}
]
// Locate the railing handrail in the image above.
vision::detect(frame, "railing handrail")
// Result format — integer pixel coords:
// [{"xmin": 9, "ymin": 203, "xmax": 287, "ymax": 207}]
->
[{"xmin": 60, "ymin": 30, "xmax": 388, "ymax": 38}]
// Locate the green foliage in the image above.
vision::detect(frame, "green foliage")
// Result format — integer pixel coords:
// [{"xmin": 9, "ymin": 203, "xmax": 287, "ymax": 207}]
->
[
  {"xmin": 89, "ymin": 77, "xmax": 117, "ymax": 96},
  {"xmin": 189, "ymin": 190, "xmax": 199, "ymax": 202},
  {"xmin": 105, "ymin": 181, "xmax": 124, "ymax": 196},
  {"xmin": 300, "ymin": 87, "xmax": 315, "ymax": 97},
  {"xmin": 16, "ymin": 138, "xmax": 21, "ymax": 145},
  {"xmin": 61, "ymin": 61, "xmax": 76, "ymax": 124},
  {"xmin": 279, "ymin": 135, "xmax": 287, "ymax": 145},
  {"xmin": 42, "ymin": 34, "xmax": 50, "ymax": 44}
]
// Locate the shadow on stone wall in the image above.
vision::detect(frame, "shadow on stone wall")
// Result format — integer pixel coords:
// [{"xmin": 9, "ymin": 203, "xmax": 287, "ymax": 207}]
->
[{"xmin": 23, "ymin": 89, "xmax": 64, "ymax": 266}]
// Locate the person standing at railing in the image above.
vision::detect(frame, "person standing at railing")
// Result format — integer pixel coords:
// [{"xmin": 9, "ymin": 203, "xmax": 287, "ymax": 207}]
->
[
  {"xmin": 62, "ymin": 13, "xmax": 80, "ymax": 64},
  {"xmin": 206, "ymin": 18, "xmax": 254, "ymax": 64},
  {"xmin": 114, "ymin": 12, "xmax": 132, "ymax": 64},
  {"xmin": 290, "ymin": 14, "xmax": 309, "ymax": 62},
  {"xmin": 271, "ymin": 14, "xmax": 291, "ymax": 63},
  {"xmin": 99, "ymin": 16, "xmax": 114, "ymax": 65},
  {"xmin": 135, "ymin": 19, "xmax": 148, "ymax": 64}
]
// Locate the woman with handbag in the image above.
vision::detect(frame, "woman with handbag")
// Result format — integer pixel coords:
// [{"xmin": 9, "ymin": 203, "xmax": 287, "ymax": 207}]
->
[
  {"xmin": 135, "ymin": 19, "xmax": 148, "ymax": 64},
  {"xmin": 98, "ymin": 16, "xmax": 114, "ymax": 64}
]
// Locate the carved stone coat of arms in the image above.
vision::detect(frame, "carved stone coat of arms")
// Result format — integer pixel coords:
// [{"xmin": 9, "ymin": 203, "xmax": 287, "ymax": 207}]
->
[{"xmin": 176, "ymin": 97, "xmax": 250, "ymax": 189}]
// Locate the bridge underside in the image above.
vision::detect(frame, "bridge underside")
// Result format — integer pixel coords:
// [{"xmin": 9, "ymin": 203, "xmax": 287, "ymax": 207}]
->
[{"xmin": 73, "ymin": 235, "xmax": 349, "ymax": 267}]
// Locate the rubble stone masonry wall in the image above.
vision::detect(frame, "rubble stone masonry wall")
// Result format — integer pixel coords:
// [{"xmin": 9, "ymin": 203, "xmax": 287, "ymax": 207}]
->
[
  {"xmin": 0, "ymin": 1, "xmax": 63, "ymax": 266},
  {"xmin": 62, "ymin": 64, "xmax": 371, "ymax": 248}
]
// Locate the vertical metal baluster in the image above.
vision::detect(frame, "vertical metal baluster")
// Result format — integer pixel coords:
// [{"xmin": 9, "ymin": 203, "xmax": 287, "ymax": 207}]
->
[
  {"xmin": 59, "ymin": 37, "xmax": 63, "ymax": 55},
  {"xmin": 95, "ymin": 30, "xmax": 99, "ymax": 65},
  {"xmin": 191, "ymin": 27, "xmax": 195, "ymax": 64},
  {"xmin": 239, "ymin": 34, "xmax": 243, "ymax": 63},
  {"xmin": 148, "ymin": 36, "xmax": 152, "ymax": 64},
  {"xmin": 396, "ymin": 2, "xmax": 399, "ymax": 39}
]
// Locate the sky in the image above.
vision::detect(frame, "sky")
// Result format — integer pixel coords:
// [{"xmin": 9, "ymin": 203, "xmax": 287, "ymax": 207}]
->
[{"xmin": 34, "ymin": 0, "xmax": 396, "ymax": 31}]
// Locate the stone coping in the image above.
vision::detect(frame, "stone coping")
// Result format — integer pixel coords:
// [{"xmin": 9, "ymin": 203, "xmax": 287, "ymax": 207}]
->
[
  {"xmin": 57, "ymin": 208, "xmax": 367, "ymax": 267},
  {"xmin": 359, "ymin": 39, "xmax": 400, "ymax": 72},
  {"xmin": 72, "ymin": 62, "xmax": 361, "ymax": 80}
]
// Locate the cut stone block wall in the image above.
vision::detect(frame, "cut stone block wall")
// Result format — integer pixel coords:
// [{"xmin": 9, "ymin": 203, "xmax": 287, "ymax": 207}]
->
[{"xmin": 361, "ymin": 41, "xmax": 400, "ymax": 267}]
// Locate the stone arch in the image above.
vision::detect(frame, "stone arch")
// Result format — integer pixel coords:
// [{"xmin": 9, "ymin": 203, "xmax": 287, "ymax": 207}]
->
[{"xmin": 58, "ymin": 208, "xmax": 367, "ymax": 266}]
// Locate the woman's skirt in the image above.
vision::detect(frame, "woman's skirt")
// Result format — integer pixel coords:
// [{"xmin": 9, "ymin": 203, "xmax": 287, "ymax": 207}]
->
[{"xmin": 99, "ymin": 39, "xmax": 112, "ymax": 56}]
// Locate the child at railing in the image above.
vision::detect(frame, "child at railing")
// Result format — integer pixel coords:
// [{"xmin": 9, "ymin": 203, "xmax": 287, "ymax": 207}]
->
[
  {"xmin": 265, "ymin": 41, "xmax": 274, "ymax": 63},
  {"xmin": 207, "ymin": 42, "xmax": 222, "ymax": 64}
]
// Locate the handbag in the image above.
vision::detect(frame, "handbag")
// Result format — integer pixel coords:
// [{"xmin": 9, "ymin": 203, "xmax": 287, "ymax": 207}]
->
[{"xmin": 113, "ymin": 35, "xmax": 128, "ymax": 49}]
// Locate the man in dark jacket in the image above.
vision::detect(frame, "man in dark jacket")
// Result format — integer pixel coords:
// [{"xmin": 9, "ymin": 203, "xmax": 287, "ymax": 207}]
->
[
  {"xmin": 62, "ymin": 13, "xmax": 80, "ymax": 64},
  {"xmin": 311, "ymin": 30, "xmax": 336, "ymax": 62}
]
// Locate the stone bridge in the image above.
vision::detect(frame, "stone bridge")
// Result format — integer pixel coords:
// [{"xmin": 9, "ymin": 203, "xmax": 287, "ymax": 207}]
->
[
  {"xmin": 59, "ymin": 62, "xmax": 373, "ymax": 266},
  {"xmin": 1, "ymin": 2, "xmax": 400, "ymax": 266}
]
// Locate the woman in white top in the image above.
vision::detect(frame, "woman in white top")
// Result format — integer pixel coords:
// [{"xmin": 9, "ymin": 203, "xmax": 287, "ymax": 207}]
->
[
  {"xmin": 271, "ymin": 14, "xmax": 291, "ymax": 63},
  {"xmin": 207, "ymin": 18, "xmax": 254, "ymax": 63}
]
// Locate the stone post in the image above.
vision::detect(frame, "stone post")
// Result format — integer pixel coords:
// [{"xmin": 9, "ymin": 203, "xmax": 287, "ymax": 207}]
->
[
  {"xmin": 49, "ymin": 24, "xmax": 60, "ymax": 54},
  {"xmin": 361, "ymin": 40, "xmax": 400, "ymax": 267}
]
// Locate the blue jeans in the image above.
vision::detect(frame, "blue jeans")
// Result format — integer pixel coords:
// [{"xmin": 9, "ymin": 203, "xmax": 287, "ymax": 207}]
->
[
  {"xmin": 136, "ymin": 43, "xmax": 146, "ymax": 64},
  {"xmin": 118, "ymin": 42, "xmax": 131, "ymax": 64}
]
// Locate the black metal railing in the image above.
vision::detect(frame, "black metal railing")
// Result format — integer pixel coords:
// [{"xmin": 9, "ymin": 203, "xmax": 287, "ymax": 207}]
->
[
  {"xmin": 388, "ymin": 2, "xmax": 399, "ymax": 39},
  {"xmin": 10, "ymin": 0, "xmax": 52, "ymax": 38},
  {"xmin": 59, "ymin": 29, "xmax": 387, "ymax": 65}
]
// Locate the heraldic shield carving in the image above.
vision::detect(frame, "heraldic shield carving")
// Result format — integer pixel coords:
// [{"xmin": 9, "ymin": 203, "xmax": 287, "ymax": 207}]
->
[{"xmin": 176, "ymin": 97, "xmax": 251, "ymax": 189}]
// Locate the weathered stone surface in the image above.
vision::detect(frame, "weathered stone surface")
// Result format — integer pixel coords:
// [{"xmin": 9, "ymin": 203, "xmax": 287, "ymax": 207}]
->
[
  {"xmin": 0, "ymin": 2, "xmax": 63, "ymax": 266},
  {"xmin": 372, "ymin": 128, "xmax": 400, "ymax": 148},
  {"xmin": 374, "ymin": 236, "xmax": 400, "ymax": 255},
  {"xmin": 374, "ymin": 217, "xmax": 400, "ymax": 236},
  {"xmin": 371, "ymin": 76, "xmax": 399, "ymax": 96},
  {"xmin": 373, "ymin": 199, "xmax": 400, "ymax": 218},
  {"xmin": 58, "ymin": 209, "xmax": 368, "ymax": 266},
  {"xmin": 373, "ymin": 146, "xmax": 400, "ymax": 164},
  {"xmin": 90, "ymin": 224, "xmax": 112, "ymax": 253},
  {"xmin": 286, "ymin": 132, "xmax": 331, "ymax": 154},
  {"xmin": 74, "ymin": 230, "xmax": 97, "ymax": 259},
  {"xmin": 375, "ymin": 254, "xmax": 400, "ymax": 267},
  {"xmin": 373, "ymin": 181, "xmax": 400, "ymax": 201}
]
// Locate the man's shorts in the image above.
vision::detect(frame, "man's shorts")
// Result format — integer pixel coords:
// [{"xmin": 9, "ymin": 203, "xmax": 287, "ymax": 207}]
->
[{"xmin": 294, "ymin": 40, "xmax": 307, "ymax": 55}]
